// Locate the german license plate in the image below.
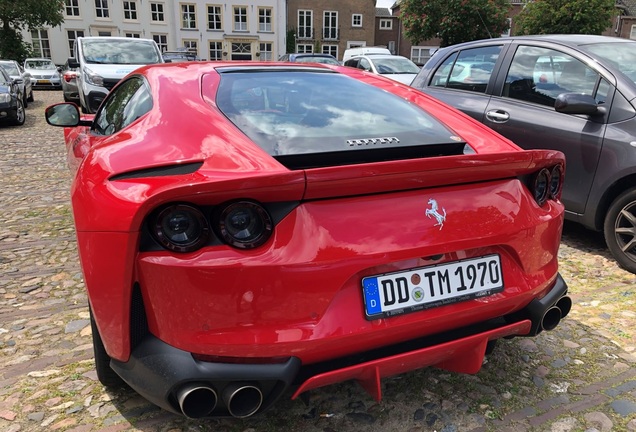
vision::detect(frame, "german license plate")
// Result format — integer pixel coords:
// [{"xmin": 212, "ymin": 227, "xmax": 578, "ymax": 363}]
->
[
  {"xmin": 37, "ymin": 80, "xmax": 49, "ymax": 84},
  {"xmin": 362, "ymin": 254, "xmax": 504, "ymax": 320}
]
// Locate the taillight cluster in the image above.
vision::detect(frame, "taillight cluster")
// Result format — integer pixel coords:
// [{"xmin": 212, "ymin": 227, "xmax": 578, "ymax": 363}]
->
[
  {"xmin": 531, "ymin": 165, "xmax": 563, "ymax": 206},
  {"xmin": 150, "ymin": 201, "xmax": 273, "ymax": 253}
]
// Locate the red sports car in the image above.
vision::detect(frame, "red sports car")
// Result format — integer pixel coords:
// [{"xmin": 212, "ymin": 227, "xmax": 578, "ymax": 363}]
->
[{"xmin": 45, "ymin": 61, "xmax": 570, "ymax": 419}]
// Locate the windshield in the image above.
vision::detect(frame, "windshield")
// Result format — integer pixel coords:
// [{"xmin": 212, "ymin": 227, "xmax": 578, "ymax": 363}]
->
[
  {"xmin": 216, "ymin": 70, "xmax": 462, "ymax": 157},
  {"xmin": 24, "ymin": 59, "xmax": 55, "ymax": 70},
  {"xmin": 583, "ymin": 42, "xmax": 636, "ymax": 83},
  {"xmin": 0, "ymin": 62, "xmax": 19, "ymax": 75},
  {"xmin": 82, "ymin": 39, "xmax": 162, "ymax": 65},
  {"xmin": 295, "ymin": 56, "xmax": 340, "ymax": 65},
  {"xmin": 371, "ymin": 57, "xmax": 421, "ymax": 74}
]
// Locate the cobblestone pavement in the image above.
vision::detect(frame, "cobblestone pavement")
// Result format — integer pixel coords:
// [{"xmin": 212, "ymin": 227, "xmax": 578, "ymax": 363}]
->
[{"xmin": 1, "ymin": 90, "xmax": 636, "ymax": 432}]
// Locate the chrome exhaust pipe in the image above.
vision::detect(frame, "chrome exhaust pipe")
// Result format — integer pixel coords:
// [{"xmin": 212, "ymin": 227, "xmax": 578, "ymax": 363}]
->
[
  {"xmin": 541, "ymin": 306, "xmax": 562, "ymax": 331},
  {"xmin": 223, "ymin": 383, "xmax": 263, "ymax": 418},
  {"xmin": 176, "ymin": 383, "xmax": 217, "ymax": 418},
  {"xmin": 556, "ymin": 295, "xmax": 572, "ymax": 318}
]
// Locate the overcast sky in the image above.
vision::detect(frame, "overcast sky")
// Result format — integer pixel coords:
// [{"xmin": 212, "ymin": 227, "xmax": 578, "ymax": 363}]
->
[{"xmin": 376, "ymin": 0, "xmax": 394, "ymax": 10}]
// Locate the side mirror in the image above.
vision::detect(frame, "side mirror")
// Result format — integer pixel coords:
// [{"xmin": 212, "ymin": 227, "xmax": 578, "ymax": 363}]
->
[
  {"xmin": 45, "ymin": 103, "xmax": 82, "ymax": 127},
  {"xmin": 13, "ymin": 78, "xmax": 23, "ymax": 85},
  {"xmin": 68, "ymin": 57, "xmax": 80, "ymax": 69},
  {"xmin": 555, "ymin": 93, "xmax": 604, "ymax": 116}
]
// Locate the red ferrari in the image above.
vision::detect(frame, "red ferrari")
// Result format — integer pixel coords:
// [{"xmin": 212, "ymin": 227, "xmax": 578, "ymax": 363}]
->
[{"xmin": 45, "ymin": 61, "xmax": 570, "ymax": 419}]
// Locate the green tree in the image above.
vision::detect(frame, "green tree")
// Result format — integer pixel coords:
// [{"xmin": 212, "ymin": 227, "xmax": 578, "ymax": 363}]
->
[
  {"xmin": 514, "ymin": 0, "xmax": 616, "ymax": 35},
  {"xmin": 400, "ymin": 0, "xmax": 511, "ymax": 47},
  {"xmin": 0, "ymin": 0, "xmax": 64, "ymax": 62}
]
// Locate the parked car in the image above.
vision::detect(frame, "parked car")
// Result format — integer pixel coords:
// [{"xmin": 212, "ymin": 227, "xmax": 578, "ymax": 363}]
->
[
  {"xmin": 411, "ymin": 34, "xmax": 636, "ymax": 274},
  {"xmin": 342, "ymin": 46, "xmax": 391, "ymax": 63},
  {"xmin": 0, "ymin": 66, "xmax": 25, "ymax": 126},
  {"xmin": 69, "ymin": 36, "xmax": 164, "ymax": 113},
  {"xmin": 58, "ymin": 61, "xmax": 79, "ymax": 103},
  {"xmin": 44, "ymin": 61, "xmax": 569, "ymax": 419},
  {"xmin": 162, "ymin": 50, "xmax": 199, "ymax": 62},
  {"xmin": 278, "ymin": 53, "xmax": 340, "ymax": 65},
  {"xmin": 344, "ymin": 54, "xmax": 421, "ymax": 85},
  {"xmin": 23, "ymin": 57, "xmax": 61, "ymax": 89},
  {"xmin": 0, "ymin": 59, "xmax": 33, "ymax": 107}
]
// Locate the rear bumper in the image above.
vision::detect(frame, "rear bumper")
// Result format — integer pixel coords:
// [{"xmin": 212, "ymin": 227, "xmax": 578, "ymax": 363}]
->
[{"xmin": 110, "ymin": 273, "xmax": 568, "ymax": 418}]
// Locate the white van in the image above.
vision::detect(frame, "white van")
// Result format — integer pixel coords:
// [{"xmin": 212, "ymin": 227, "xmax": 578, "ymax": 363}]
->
[
  {"xmin": 342, "ymin": 46, "xmax": 391, "ymax": 63},
  {"xmin": 68, "ymin": 36, "xmax": 164, "ymax": 113}
]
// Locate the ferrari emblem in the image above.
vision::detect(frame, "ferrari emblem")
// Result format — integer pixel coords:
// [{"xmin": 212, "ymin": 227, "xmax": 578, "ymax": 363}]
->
[{"xmin": 425, "ymin": 199, "xmax": 446, "ymax": 230}]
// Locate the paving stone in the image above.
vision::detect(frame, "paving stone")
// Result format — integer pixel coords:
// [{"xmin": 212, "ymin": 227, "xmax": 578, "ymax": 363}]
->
[{"xmin": 2, "ymin": 90, "xmax": 636, "ymax": 432}]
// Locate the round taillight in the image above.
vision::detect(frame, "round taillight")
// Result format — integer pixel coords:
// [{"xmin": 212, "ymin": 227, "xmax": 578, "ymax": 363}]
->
[
  {"xmin": 217, "ymin": 201, "xmax": 272, "ymax": 249},
  {"xmin": 153, "ymin": 204, "xmax": 209, "ymax": 252},
  {"xmin": 549, "ymin": 165, "xmax": 563, "ymax": 199},
  {"xmin": 533, "ymin": 168, "xmax": 550, "ymax": 206}
]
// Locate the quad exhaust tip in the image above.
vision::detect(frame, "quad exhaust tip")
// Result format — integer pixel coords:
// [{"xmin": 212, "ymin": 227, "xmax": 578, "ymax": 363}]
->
[
  {"xmin": 223, "ymin": 383, "xmax": 264, "ymax": 418},
  {"xmin": 177, "ymin": 384, "xmax": 218, "ymax": 419}
]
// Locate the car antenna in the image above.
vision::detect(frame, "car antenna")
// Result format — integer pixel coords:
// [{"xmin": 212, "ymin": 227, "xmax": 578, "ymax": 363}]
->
[{"xmin": 476, "ymin": 10, "xmax": 493, "ymax": 38}]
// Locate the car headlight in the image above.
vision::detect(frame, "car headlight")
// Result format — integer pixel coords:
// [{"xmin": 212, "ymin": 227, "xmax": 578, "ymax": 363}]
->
[
  {"xmin": 84, "ymin": 67, "xmax": 104, "ymax": 86},
  {"xmin": 0, "ymin": 94, "xmax": 10, "ymax": 103},
  {"xmin": 152, "ymin": 204, "xmax": 210, "ymax": 253},
  {"xmin": 216, "ymin": 201, "xmax": 273, "ymax": 249}
]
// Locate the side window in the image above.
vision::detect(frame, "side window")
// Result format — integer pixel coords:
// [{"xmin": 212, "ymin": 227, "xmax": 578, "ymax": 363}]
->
[
  {"xmin": 504, "ymin": 46, "xmax": 600, "ymax": 107},
  {"xmin": 430, "ymin": 46, "xmax": 501, "ymax": 94},
  {"xmin": 359, "ymin": 58, "xmax": 371, "ymax": 71},
  {"xmin": 92, "ymin": 77, "xmax": 153, "ymax": 136}
]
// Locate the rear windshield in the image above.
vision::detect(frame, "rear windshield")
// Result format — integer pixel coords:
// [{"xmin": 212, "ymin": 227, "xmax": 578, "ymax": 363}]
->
[
  {"xmin": 81, "ymin": 39, "xmax": 161, "ymax": 65},
  {"xmin": 215, "ymin": 70, "xmax": 463, "ymax": 159}
]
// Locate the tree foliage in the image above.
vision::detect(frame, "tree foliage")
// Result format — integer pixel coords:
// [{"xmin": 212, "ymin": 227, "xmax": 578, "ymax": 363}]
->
[
  {"xmin": 400, "ymin": 0, "xmax": 511, "ymax": 47},
  {"xmin": 514, "ymin": 0, "xmax": 616, "ymax": 36},
  {"xmin": 0, "ymin": 0, "xmax": 64, "ymax": 61}
]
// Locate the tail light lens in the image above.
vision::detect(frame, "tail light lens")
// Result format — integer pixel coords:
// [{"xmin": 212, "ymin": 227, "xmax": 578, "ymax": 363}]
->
[
  {"xmin": 533, "ymin": 168, "xmax": 550, "ymax": 206},
  {"xmin": 152, "ymin": 204, "xmax": 209, "ymax": 252},
  {"xmin": 530, "ymin": 165, "xmax": 563, "ymax": 206},
  {"xmin": 549, "ymin": 165, "xmax": 563, "ymax": 199},
  {"xmin": 216, "ymin": 201, "xmax": 273, "ymax": 249}
]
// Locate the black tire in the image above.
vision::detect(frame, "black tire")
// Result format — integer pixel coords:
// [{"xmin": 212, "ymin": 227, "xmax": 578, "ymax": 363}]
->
[
  {"xmin": 11, "ymin": 99, "xmax": 25, "ymax": 126},
  {"xmin": 485, "ymin": 339, "xmax": 498, "ymax": 355},
  {"xmin": 89, "ymin": 307, "xmax": 125, "ymax": 388},
  {"xmin": 604, "ymin": 188, "xmax": 636, "ymax": 274},
  {"xmin": 22, "ymin": 91, "xmax": 28, "ymax": 109},
  {"xmin": 27, "ymin": 90, "xmax": 34, "ymax": 102}
]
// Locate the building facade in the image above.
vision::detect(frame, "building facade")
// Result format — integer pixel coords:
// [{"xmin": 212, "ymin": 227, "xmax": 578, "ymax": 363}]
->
[
  {"xmin": 24, "ymin": 0, "xmax": 287, "ymax": 65},
  {"xmin": 285, "ymin": 0, "xmax": 376, "ymax": 61}
]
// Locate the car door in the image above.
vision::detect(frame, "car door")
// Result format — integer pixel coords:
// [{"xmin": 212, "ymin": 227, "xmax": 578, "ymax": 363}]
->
[
  {"xmin": 412, "ymin": 44, "xmax": 507, "ymax": 122},
  {"xmin": 483, "ymin": 44, "xmax": 611, "ymax": 215}
]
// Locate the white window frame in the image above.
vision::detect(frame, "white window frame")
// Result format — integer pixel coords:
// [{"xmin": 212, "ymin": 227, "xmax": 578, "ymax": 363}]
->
[
  {"xmin": 379, "ymin": 19, "xmax": 392, "ymax": 30},
  {"xmin": 630, "ymin": 24, "xmax": 636, "ymax": 40},
  {"xmin": 123, "ymin": 1, "xmax": 138, "ymax": 21},
  {"xmin": 234, "ymin": 6, "xmax": 248, "ymax": 32},
  {"xmin": 296, "ymin": 43, "xmax": 313, "ymax": 54},
  {"xmin": 411, "ymin": 46, "xmax": 437, "ymax": 65},
  {"xmin": 150, "ymin": 2, "xmax": 165, "ymax": 22},
  {"xmin": 67, "ymin": 29, "xmax": 84, "ymax": 56},
  {"xmin": 323, "ymin": 11, "xmax": 338, "ymax": 40},
  {"xmin": 209, "ymin": 40, "xmax": 223, "ymax": 60},
  {"xmin": 259, "ymin": 42, "xmax": 273, "ymax": 60},
  {"xmin": 65, "ymin": 0, "xmax": 80, "ymax": 17},
  {"xmin": 95, "ymin": 0, "xmax": 109, "ymax": 19},
  {"xmin": 207, "ymin": 5, "xmax": 222, "ymax": 30},
  {"xmin": 298, "ymin": 10, "xmax": 313, "ymax": 39},
  {"xmin": 322, "ymin": 44, "xmax": 338, "ymax": 59},
  {"xmin": 182, "ymin": 39, "xmax": 198, "ymax": 56},
  {"xmin": 31, "ymin": 29, "xmax": 51, "ymax": 58},
  {"xmin": 352, "ymin": 14, "xmax": 362, "ymax": 27},
  {"xmin": 259, "ymin": 7, "xmax": 272, "ymax": 32},
  {"xmin": 181, "ymin": 3, "xmax": 197, "ymax": 29},
  {"xmin": 153, "ymin": 34, "xmax": 168, "ymax": 52}
]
